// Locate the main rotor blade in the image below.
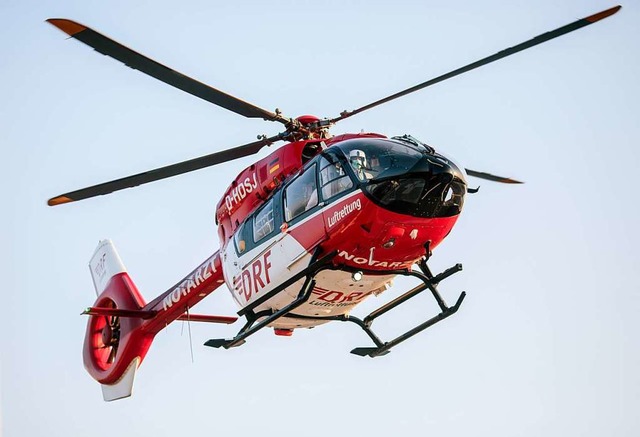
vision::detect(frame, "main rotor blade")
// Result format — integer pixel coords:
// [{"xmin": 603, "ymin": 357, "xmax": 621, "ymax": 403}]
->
[
  {"xmin": 331, "ymin": 5, "xmax": 621, "ymax": 123},
  {"xmin": 48, "ymin": 134, "xmax": 283, "ymax": 206},
  {"xmin": 47, "ymin": 19, "xmax": 289, "ymax": 124},
  {"xmin": 465, "ymin": 168, "xmax": 523, "ymax": 184}
]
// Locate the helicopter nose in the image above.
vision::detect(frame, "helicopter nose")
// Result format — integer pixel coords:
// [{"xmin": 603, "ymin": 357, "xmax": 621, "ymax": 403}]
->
[{"xmin": 363, "ymin": 154, "xmax": 467, "ymax": 218}]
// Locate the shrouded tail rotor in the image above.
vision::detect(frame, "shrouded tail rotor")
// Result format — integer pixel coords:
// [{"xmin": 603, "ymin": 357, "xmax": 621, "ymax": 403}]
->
[
  {"xmin": 84, "ymin": 240, "xmax": 154, "ymax": 401},
  {"xmin": 87, "ymin": 299, "xmax": 120, "ymax": 367}
]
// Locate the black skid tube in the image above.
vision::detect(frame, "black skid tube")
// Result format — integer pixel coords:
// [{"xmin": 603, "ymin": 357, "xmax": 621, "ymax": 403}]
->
[
  {"xmin": 286, "ymin": 259, "xmax": 466, "ymax": 358},
  {"xmin": 206, "ymin": 247, "xmax": 466, "ymax": 357}
]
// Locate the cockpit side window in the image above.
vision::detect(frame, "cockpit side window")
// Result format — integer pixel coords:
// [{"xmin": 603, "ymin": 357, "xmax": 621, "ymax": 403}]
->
[
  {"xmin": 284, "ymin": 164, "xmax": 318, "ymax": 222},
  {"xmin": 318, "ymin": 156, "xmax": 353, "ymax": 200}
]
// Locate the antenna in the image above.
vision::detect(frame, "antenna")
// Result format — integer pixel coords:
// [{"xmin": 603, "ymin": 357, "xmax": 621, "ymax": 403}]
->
[{"xmin": 186, "ymin": 306, "xmax": 194, "ymax": 363}]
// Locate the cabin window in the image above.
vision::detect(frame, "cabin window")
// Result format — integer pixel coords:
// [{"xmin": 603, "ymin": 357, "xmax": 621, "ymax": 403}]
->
[
  {"xmin": 253, "ymin": 199, "xmax": 275, "ymax": 242},
  {"xmin": 319, "ymin": 156, "xmax": 353, "ymax": 200},
  {"xmin": 284, "ymin": 165, "xmax": 318, "ymax": 221},
  {"xmin": 234, "ymin": 222, "xmax": 247, "ymax": 254}
]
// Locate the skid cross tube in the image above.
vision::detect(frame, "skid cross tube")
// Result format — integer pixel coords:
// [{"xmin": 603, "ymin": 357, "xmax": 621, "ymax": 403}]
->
[
  {"xmin": 284, "ymin": 312, "xmax": 387, "ymax": 349},
  {"xmin": 354, "ymin": 259, "xmax": 465, "ymax": 357},
  {"xmin": 364, "ymin": 263, "xmax": 462, "ymax": 326},
  {"xmin": 353, "ymin": 291, "xmax": 465, "ymax": 358}
]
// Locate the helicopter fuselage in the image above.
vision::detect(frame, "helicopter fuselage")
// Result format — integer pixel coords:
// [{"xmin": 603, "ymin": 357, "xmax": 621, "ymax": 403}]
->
[
  {"xmin": 218, "ymin": 133, "xmax": 468, "ymax": 330},
  {"xmin": 43, "ymin": 6, "xmax": 622, "ymax": 396}
]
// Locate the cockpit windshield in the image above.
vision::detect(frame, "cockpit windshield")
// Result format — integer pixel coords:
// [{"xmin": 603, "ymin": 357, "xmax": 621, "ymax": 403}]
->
[
  {"xmin": 336, "ymin": 138, "xmax": 425, "ymax": 182},
  {"xmin": 334, "ymin": 137, "xmax": 466, "ymax": 218}
]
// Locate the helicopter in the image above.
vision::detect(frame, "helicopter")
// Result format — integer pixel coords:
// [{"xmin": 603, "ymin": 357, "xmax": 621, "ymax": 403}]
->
[{"xmin": 46, "ymin": 5, "xmax": 621, "ymax": 401}]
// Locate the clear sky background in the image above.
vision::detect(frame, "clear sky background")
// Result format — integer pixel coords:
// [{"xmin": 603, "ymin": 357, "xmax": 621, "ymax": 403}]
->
[{"xmin": 1, "ymin": 1, "xmax": 638, "ymax": 436}]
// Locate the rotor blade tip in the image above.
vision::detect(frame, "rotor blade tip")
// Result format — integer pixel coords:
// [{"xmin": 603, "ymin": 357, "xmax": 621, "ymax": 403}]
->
[
  {"xmin": 48, "ymin": 195, "xmax": 73, "ymax": 206},
  {"xmin": 585, "ymin": 5, "xmax": 622, "ymax": 23},
  {"xmin": 46, "ymin": 18, "xmax": 86, "ymax": 36},
  {"xmin": 500, "ymin": 177, "xmax": 524, "ymax": 184}
]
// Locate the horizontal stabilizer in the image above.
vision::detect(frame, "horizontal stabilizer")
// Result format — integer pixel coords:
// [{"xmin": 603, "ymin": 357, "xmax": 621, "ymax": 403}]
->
[
  {"xmin": 82, "ymin": 307, "xmax": 155, "ymax": 319},
  {"xmin": 82, "ymin": 306, "xmax": 237, "ymax": 324},
  {"xmin": 176, "ymin": 314, "xmax": 237, "ymax": 324}
]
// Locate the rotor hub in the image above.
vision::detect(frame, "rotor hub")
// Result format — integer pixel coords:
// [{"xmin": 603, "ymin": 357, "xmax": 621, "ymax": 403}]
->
[
  {"xmin": 295, "ymin": 114, "xmax": 320, "ymax": 125},
  {"xmin": 101, "ymin": 324, "xmax": 115, "ymax": 346}
]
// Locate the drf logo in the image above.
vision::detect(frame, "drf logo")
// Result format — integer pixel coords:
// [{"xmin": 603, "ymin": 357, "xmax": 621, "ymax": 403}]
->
[
  {"xmin": 234, "ymin": 250, "xmax": 272, "ymax": 302},
  {"xmin": 310, "ymin": 287, "xmax": 369, "ymax": 308}
]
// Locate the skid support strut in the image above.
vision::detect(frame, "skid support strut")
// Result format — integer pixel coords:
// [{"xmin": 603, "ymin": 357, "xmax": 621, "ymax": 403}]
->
[
  {"xmin": 286, "ymin": 256, "xmax": 466, "ymax": 358},
  {"xmin": 204, "ymin": 249, "xmax": 336, "ymax": 349}
]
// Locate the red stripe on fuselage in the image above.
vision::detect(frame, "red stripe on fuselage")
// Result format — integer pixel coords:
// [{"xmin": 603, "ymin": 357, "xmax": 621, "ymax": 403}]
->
[{"xmin": 286, "ymin": 209, "xmax": 328, "ymax": 251}]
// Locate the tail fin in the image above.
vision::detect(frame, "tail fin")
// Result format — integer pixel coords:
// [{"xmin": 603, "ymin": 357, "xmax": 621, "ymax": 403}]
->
[
  {"xmin": 89, "ymin": 239, "xmax": 127, "ymax": 296},
  {"xmin": 85, "ymin": 240, "xmax": 152, "ymax": 401}
]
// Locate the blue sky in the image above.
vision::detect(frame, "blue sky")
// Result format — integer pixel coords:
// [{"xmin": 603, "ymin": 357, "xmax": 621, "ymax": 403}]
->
[{"xmin": 2, "ymin": 1, "xmax": 639, "ymax": 436}]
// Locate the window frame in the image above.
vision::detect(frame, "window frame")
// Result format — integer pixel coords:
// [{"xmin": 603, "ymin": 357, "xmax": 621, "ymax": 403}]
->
[
  {"xmin": 283, "ymin": 163, "xmax": 319, "ymax": 223},
  {"xmin": 318, "ymin": 155, "xmax": 354, "ymax": 202},
  {"xmin": 252, "ymin": 198, "xmax": 275, "ymax": 243}
]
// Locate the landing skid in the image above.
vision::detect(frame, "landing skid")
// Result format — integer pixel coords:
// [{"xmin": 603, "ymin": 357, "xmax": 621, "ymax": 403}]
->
[
  {"xmin": 287, "ymin": 259, "xmax": 465, "ymax": 357},
  {"xmin": 205, "ymin": 247, "xmax": 466, "ymax": 357},
  {"xmin": 205, "ymin": 248, "xmax": 335, "ymax": 350}
]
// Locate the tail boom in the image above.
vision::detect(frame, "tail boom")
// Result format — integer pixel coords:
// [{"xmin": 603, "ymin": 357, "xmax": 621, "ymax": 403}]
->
[{"xmin": 140, "ymin": 252, "xmax": 226, "ymax": 334}]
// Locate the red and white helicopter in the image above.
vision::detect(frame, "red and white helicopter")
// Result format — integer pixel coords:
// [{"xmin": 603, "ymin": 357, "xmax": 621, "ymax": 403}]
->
[{"xmin": 47, "ymin": 5, "xmax": 620, "ymax": 401}]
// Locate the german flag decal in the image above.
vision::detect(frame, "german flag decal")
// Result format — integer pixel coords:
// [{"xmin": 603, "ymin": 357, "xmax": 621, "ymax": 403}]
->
[{"xmin": 268, "ymin": 158, "xmax": 280, "ymax": 175}]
